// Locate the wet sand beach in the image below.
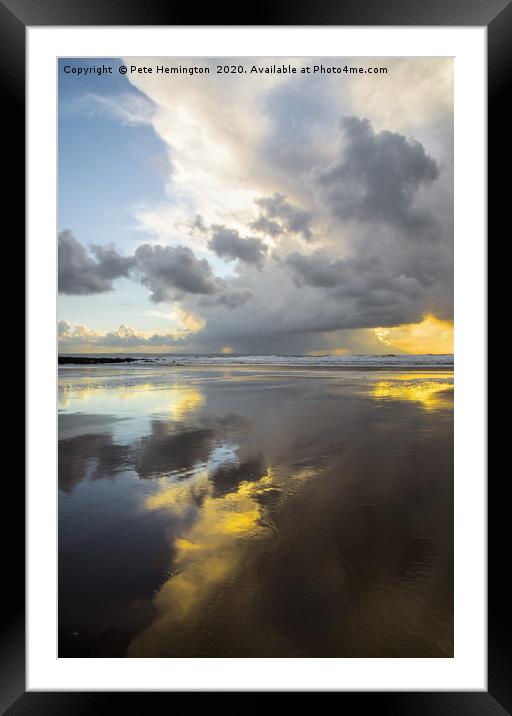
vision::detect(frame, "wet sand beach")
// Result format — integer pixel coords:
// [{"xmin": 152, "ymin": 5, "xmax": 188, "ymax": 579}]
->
[{"xmin": 58, "ymin": 364, "xmax": 453, "ymax": 658}]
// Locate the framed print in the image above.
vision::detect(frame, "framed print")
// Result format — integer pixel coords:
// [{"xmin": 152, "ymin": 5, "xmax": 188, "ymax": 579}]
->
[{"xmin": 4, "ymin": 0, "xmax": 500, "ymax": 709}]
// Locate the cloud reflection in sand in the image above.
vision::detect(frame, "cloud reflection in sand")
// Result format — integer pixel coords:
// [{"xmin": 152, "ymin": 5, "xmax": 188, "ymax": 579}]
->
[
  {"xmin": 130, "ymin": 461, "xmax": 317, "ymax": 656},
  {"xmin": 59, "ymin": 378, "xmax": 204, "ymax": 422}
]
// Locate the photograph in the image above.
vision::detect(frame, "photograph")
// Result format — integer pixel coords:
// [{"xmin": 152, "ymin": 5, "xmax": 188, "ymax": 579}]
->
[{"xmin": 57, "ymin": 56, "xmax": 454, "ymax": 659}]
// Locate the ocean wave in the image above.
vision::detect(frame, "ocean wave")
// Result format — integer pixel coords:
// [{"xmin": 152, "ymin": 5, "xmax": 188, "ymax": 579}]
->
[{"xmin": 59, "ymin": 353, "xmax": 454, "ymax": 368}]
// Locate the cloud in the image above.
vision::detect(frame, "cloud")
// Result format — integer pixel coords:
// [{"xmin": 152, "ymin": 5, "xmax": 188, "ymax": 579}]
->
[
  {"xmin": 347, "ymin": 58, "xmax": 453, "ymax": 141},
  {"xmin": 252, "ymin": 193, "xmax": 314, "ymax": 241},
  {"xmin": 372, "ymin": 314, "xmax": 453, "ymax": 354},
  {"xmin": 188, "ymin": 214, "xmax": 208, "ymax": 234},
  {"xmin": 58, "ymin": 320, "xmax": 188, "ymax": 349},
  {"xmin": 60, "ymin": 59, "xmax": 453, "ymax": 354},
  {"xmin": 58, "ymin": 319, "xmax": 73, "ymax": 337},
  {"xmin": 284, "ymin": 250, "xmax": 422, "ymax": 300},
  {"xmin": 58, "ymin": 320, "xmax": 102, "ymax": 346},
  {"xmin": 59, "ymin": 232, "xmax": 224, "ymax": 301},
  {"xmin": 101, "ymin": 325, "xmax": 183, "ymax": 347},
  {"xmin": 134, "ymin": 243, "xmax": 220, "ymax": 301},
  {"xmin": 249, "ymin": 215, "xmax": 281, "ymax": 237},
  {"xmin": 284, "ymin": 250, "xmax": 346, "ymax": 288},
  {"xmin": 58, "ymin": 230, "xmax": 133, "ymax": 295},
  {"xmin": 200, "ymin": 289, "xmax": 253, "ymax": 310},
  {"xmin": 66, "ymin": 92, "xmax": 155, "ymax": 126},
  {"xmin": 313, "ymin": 117, "xmax": 439, "ymax": 228},
  {"xmin": 278, "ymin": 243, "xmax": 438, "ymax": 336},
  {"xmin": 207, "ymin": 225, "xmax": 268, "ymax": 268}
]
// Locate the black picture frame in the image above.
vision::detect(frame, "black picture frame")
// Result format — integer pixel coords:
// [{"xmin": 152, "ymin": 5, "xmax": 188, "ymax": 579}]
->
[{"xmin": 5, "ymin": 0, "xmax": 498, "ymax": 710}]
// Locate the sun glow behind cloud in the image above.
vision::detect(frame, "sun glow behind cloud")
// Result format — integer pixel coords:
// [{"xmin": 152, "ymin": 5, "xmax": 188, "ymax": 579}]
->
[{"xmin": 373, "ymin": 315, "xmax": 453, "ymax": 355}]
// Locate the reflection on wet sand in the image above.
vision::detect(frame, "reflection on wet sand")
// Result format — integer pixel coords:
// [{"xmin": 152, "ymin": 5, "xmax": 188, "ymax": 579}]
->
[
  {"xmin": 58, "ymin": 380, "xmax": 212, "ymax": 491},
  {"xmin": 370, "ymin": 373, "xmax": 453, "ymax": 411},
  {"xmin": 59, "ymin": 367, "xmax": 453, "ymax": 657},
  {"xmin": 167, "ymin": 384, "xmax": 205, "ymax": 421},
  {"xmin": 59, "ymin": 378, "xmax": 204, "ymax": 419},
  {"xmin": 59, "ymin": 432, "xmax": 131, "ymax": 493},
  {"xmin": 131, "ymin": 465, "xmax": 278, "ymax": 655}
]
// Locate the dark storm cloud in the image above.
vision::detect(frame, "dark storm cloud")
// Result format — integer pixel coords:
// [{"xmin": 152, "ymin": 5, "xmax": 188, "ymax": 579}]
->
[
  {"xmin": 280, "ymin": 245, "xmax": 430, "ymax": 333},
  {"xmin": 285, "ymin": 250, "xmax": 347, "ymax": 288},
  {"xmin": 313, "ymin": 117, "xmax": 439, "ymax": 228},
  {"xmin": 250, "ymin": 114, "xmax": 453, "ymax": 336},
  {"xmin": 252, "ymin": 193, "xmax": 314, "ymax": 241},
  {"xmin": 285, "ymin": 250, "xmax": 422, "ymax": 299},
  {"xmin": 207, "ymin": 225, "xmax": 268, "ymax": 268},
  {"xmin": 58, "ymin": 230, "xmax": 134, "ymax": 295},
  {"xmin": 217, "ymin": 289, "xmax": 253, "ymax": 309},
  {"xmin": 249, "ymin": 215, "xmax": 282, "ymax": 237},
  {"xmin": 194, "ymin": 270, "xmax": 427, "ymax": 350},
  {"xmin": 59, "ymin": 231, "xmax": 221, "ymax": 301},
  {"xmin": 200, "ymin": 288, "xmax": 254, "ymax": 310},
  {"xmin": 134, "ymin": 243, "xmax": 220, "ymax": 301}
]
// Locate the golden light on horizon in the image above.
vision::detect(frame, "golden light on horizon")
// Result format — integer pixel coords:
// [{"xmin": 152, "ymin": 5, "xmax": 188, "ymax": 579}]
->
[
  {"xmin": 221, "ymin": 346, "xmax": 234, "ymax": 354},
  {"xmin": 374, "ymin": 314, "xmax": 453, "ymax": 354}
]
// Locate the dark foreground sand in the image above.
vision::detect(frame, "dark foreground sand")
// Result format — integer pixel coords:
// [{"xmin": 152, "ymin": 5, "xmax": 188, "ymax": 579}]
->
[{"xmin": 58, "ymin": 365, "xmax": 453, "ymax": 657}]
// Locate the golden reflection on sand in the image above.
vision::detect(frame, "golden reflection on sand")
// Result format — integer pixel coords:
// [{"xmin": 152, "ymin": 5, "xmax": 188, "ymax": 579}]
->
[
  {"xmin": 167, "ymin": 384, "xmax": 205, "ymax": 421},
  {"xmin": 370, "ymin": 373, "xmax": 453, "ymax": 410},
  {"xmin": 59, "ymin": 381, "xmax": 205, "ymax": 422},
  {"xmin": 145, "ymin": 470, "xmax": 210, "ymax": 516},
  {"xmin": 129, "ymin": 465, "xmax": 315, "ymax": 656}
]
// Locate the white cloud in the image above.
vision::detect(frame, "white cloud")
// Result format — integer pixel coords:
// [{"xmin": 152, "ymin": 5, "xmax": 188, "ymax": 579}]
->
[
  {"xmin": 65, "ymin": 91, "xmax": 155, "ymax": 126},
  {"xmin": 58, "ymin": 320, "xmax": 191, "ymax": 351}
]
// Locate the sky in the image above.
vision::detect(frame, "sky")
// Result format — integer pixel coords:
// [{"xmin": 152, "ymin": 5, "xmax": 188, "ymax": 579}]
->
[{"xmin": 58, "ymin": 57, "xmax": 453, "ymax": 355}]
